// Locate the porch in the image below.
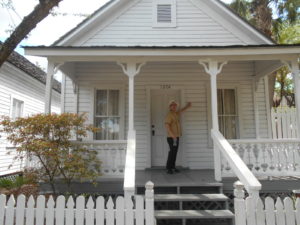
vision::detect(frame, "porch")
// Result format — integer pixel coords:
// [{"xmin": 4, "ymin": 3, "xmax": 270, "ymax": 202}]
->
[{"xmin": 25, "ymin": 45, "xmax": 300, "ymax": 199}]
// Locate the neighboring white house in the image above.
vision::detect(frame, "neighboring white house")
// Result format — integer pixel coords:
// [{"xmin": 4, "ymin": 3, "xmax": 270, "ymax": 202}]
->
[
  {"xmin": 24, "ymin": 0, "xmax": 300, "ymax": 220},
  {"xmin": 0, "ymin": 48, "xmax": 61, "ymax": 176}
]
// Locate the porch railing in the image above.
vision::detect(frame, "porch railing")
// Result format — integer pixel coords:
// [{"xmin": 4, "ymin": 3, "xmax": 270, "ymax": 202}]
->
[
  {"xmin": 211, "ymin": 130, "xmax": 261, "ymax": 199},
  {"xmin": 225, "ymin": 139, "xmax": 300, "ymax": 177},
  {"xmin": 75, "ymin": 140, "xmax": 127, "ymax": 177}
]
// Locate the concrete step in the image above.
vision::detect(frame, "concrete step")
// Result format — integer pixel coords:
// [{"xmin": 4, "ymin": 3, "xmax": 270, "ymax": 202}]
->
[
  {"xmin": 154, "ymin": 193, "xmax": 228, "ymax": 202},
  {"xmin": 155, "ymin": 209, "xmax": 234, "ymax": 219}
]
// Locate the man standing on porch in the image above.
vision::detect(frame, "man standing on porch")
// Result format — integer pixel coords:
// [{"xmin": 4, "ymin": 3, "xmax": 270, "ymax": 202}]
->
[{"xmin": 165, "ymin": 101, "xmax": 192, "ymax": 174}]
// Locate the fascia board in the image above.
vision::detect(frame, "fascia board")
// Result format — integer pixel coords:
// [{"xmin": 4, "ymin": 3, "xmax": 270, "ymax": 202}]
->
[
  {"xmin": 189, "ymin": 0, "xmax": 274, "ymax": 45},
  {"xmin": 24, "ymin": 47, "xmax": 300, "ymax": 58}
]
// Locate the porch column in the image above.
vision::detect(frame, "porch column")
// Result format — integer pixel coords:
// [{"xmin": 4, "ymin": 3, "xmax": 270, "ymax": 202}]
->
[
  {"xmin": 199, "ymin": 59, "xmax": 227, "ymax": 181},
  {"xmin": 118, "ymin": 61, "xmax": 145, "ymax": 199},
  {"xmin": 44, "ymin": 61, "xmax": 55, "ymax": 114},
  {"xmin": 44, "ymin": 62, "xmax": 63, "ymax": 114},
  {"xmin": 291, "ymin": 60, "xmax": 300, "ymax": 137}
]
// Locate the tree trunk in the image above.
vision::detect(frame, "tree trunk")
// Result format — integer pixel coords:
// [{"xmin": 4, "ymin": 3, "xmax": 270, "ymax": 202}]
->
[
  {"xmin": 251, "ymin": 0, "xmax": 273, "ymax": 37},
  {"xmin": 0, "ymin": 0, "xmax": 63, "ymax": 67}
]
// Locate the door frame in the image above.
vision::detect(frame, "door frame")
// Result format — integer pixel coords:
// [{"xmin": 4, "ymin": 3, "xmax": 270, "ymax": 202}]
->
[{"xmin": 146, "ymin": 84, "xmax": 187, "ymax": 168}]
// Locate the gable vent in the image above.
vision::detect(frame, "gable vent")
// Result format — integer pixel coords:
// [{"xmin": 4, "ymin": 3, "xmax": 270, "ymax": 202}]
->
[
  {"xmin": 153, "ymin": 0, "xmax": 176, "ymax": 27},
  {"xmin": 157, "ymin": 4, "xmax": 172, "ymax": 23}
]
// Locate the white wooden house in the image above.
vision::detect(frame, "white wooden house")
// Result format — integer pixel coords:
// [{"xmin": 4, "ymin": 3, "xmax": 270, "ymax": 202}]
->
[
  {"xmin": 0, "ymin": 49, "xmax": 61, "ymax": 176},
  {"xmin": 24, "ymin": 0, "xmax": 300, "ymax": 223}
]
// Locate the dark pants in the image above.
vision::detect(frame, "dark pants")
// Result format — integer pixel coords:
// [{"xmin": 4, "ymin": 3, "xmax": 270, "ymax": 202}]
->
[{"xmin": 166, "ymin": 137, "xmax": 179, "ymax": 170}]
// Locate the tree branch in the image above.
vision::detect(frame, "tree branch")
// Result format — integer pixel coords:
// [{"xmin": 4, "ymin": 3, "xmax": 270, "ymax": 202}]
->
[{"xmin": 0, "ymin": 0, "xmax": 63, "ymax": 67}]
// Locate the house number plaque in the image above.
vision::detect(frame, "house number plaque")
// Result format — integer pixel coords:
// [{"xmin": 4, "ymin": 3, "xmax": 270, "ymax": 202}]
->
[{"xmin": 160, "ymin": 84, "xmax": 171, "ymax": 89}]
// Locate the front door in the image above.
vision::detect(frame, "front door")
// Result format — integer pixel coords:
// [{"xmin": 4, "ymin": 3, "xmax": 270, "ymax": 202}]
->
[{"xmin": 151, "ymin": 89, "xmax": 181, "ymax": 167}]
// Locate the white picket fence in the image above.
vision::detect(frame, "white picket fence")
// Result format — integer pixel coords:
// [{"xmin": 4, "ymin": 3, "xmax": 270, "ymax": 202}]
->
[
  {"xmin": 0, "ymin": 182, "xmax": 155, "ymax": 225},
  {"xmin": 234, "ymin": 182, "xmax": 300, "ymax": 225},
  {"xmin": 271, "ymin": 107, "xmax": 298, "ymax": 139}
]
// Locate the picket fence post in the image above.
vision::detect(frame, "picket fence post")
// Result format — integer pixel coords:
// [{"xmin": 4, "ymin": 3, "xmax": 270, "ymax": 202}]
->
[
  {"xmin": 145, "ymin": 181, "xmax": 155, "ymax": 225},
  {"xmin": 234, "ymin": 181, "xmax": 247, "ymax": 225}
]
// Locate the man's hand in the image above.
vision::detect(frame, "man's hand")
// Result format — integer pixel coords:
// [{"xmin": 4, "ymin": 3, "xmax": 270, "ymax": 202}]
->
[{"xmin": 179, "ymin": 102, "xmax": 192, "ymax": 113}]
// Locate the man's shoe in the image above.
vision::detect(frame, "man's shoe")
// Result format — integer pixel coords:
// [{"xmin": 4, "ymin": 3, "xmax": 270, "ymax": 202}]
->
[
  {"xmin": 167, "ymin": 169, "xmax": 173, "ymax": 174},
  {"xmin": 173, "ymin": 168, "xmax": 180, "ymax": 173}
]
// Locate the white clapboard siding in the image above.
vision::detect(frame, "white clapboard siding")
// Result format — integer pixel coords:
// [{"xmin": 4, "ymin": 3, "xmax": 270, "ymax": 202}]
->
[
  {"xmin": 82, "ymin": 0, "xmax": 246, "ymax": 46},
  {"xmin": 235, "ymin": 195, "xmax": 300, "ymax": 225},
  {"xmin": 0, "ymin": 192, "xmax": 154, "ymax": 225},
  {"xmin": 0, "ymin": 63, "xmax": 60, "ymax": 176},
  {"xmin": 63, "ymin": 61, "xmax": 262, "ymax": 170}
]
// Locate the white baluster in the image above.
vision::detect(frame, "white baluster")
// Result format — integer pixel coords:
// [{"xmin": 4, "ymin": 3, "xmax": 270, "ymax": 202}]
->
[{"xmin": 261, "ymin": 143, "xmax": 269, "ymax": 172}]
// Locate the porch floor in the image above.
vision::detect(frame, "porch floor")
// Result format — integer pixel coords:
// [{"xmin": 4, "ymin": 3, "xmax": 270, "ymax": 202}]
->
[{"xmin": 136, "ymin": 169, "xmax": 300, "ymax": 193}]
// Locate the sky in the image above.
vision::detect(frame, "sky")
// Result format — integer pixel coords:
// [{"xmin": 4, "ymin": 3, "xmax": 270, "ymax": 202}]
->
[{"xmin": 0, "ymin": 0, "xmax": 233, "ymax": 79}]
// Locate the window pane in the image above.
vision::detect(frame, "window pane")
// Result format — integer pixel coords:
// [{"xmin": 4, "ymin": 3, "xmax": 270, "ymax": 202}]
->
[
  {"xmin": 218, "ymin": 116, "xmax": 225, "ymax": 136},
  {"xmin": 12, "ymin": 99, "xmax": 24, "ymax": 120},
  {"xmin": 107, "ymin": 118, "xmax": 120, "ymax": 140},
  {"xmin": 224, "ymin": 116, "xmax": 237, "ymax": 139},
  {"xmin": 224, "ymin": 89, "xmax": 236, "ymax": 115},
  {"xmin": 95, "ymin": 90, "xmax": 107, "ymax": 116},
  {"xmin": 108, "ymin": 90, "xmax": 119, "ymax": 116},
  {"xmin": 217, "ymin": 89, "xmax": 223, "ymax": 115},
  {"xmin": 95, "ymin": 117, "xmax": 120, "ymax": 140},
  {"xmin": 95, "ymin": 118, "xmax": 108, "ymax": 140}
]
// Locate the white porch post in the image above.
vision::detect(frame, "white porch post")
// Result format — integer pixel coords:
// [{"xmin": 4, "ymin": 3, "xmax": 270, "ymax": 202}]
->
[
  {"xmin": 199, "ymin": 59, "xmax": 227, "ymax": 181},
  {"xmin": 44, "ymin": 61, "xmax": 55, "ymax": 114},
  {"xmin": 291, "ymin": 59, "xmax": 300, "ymax": 137},
  {"xmin": 118, "ymin": 61, "xmax": 145, "ymax": 199}
]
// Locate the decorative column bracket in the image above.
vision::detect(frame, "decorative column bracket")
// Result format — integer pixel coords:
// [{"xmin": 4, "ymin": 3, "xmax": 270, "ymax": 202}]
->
[
  {"xmin": 199, "ymin": 60, "xmax": 228, "ymax": 77},
  {"xmin": 117, "ymin": 61, "xmax": 146, "ymax": 78}
]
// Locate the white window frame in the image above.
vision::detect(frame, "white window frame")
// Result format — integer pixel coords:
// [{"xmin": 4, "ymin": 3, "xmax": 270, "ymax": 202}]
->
[
  {"xmin": 207, "ymin": 83, "xmax": 242, "ymax": 146},
  {"xmin": 217, "ymin": 88, "xmax": 239, "ymax": 139},
  {"xmin": 10, "ymin": 96, "xmax": 25, "ymax": 120},
  {"xmin": 152, "ymin": 0, "xmax": 177, "ymax": 28},
  {"xmin": 91, "ymin": 85, "xmax": 125, "ymax": 140}
]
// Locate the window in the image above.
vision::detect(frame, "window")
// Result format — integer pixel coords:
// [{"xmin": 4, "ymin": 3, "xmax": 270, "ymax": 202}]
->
[
  {"xmin": 217, "ymin": 89, "xmax": 238, "ymax": 139},
  {"xmin": 94, "ymin": 90, "xmax": 120, "ymax": 140},
  {"xmin": 153, "ymin": 0, "xmax": 176, "ymax": 27},
  {"xmin": 11, "ymin": 98, "xmax": 24, "ymax": 120}
]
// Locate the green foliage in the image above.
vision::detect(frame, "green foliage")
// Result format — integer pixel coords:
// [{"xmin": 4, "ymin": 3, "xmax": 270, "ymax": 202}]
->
[
  {"xmin": 229, "ymin": 0, "xmax": 300, "ymax": 38},
  {"xmin": 0, "ymin": 175, "xmax": 32, "ymax": 189},
  {"xmin": 0, "ymin": 178, "xmax": 14, "ymax": 189},
  {"xmin": 0, "ymin": 113, "xmax": 101, "ymax": 194},
  {"xmin": 274, "ymin": 22, "xmax": 300, "ymax": 44},
  {"xmin": 274, "ymin": 67, "xmax": 294, "ymax": 107}
]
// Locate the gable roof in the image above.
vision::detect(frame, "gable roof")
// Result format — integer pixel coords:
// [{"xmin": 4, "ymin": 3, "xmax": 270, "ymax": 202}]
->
[
  {"xmin": 53, "ymin": 0, "xmax": 274, "ymax": 47},
  {"xmin": 1, "ymin": 43, "xmax": 61, "ymax": 93}
]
